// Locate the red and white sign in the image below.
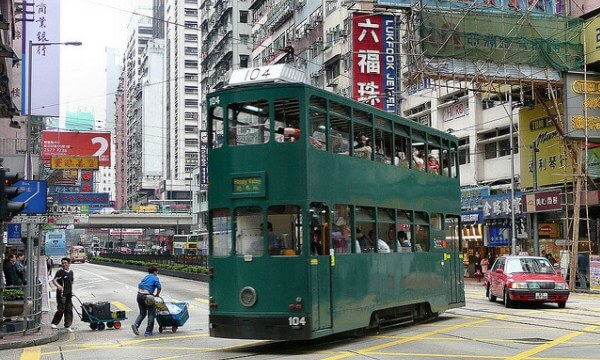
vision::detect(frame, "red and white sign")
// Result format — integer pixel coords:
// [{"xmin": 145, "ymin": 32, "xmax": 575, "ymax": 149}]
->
[
  {"xmin": 522, "ymin": 191, "xmax": 562, "ymax": 213},
  {"xmin": 41, "ymin": 131, "xmax": 111, "ymax": 166},
  {"xmin": 353, "ymin": 13, "xmax": 385, "ymax": 110}
]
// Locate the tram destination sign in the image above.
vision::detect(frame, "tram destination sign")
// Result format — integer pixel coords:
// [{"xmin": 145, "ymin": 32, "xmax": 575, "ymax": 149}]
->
[{"xmin": 231, "ymin": 172, "xmax": 266, "ymax": 198}]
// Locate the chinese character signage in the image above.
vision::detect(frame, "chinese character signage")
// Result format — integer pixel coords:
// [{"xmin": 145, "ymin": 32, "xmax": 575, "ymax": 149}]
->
[
  {"xmin": 522, "ymin": 191, "xmax": 562, "ymax": 213},
  {"xmin": 584, "ymin": 17, "xmax": 600, "ymax": 64},
  {"xmin": 41, "ymin": 131, "xmax": 111, "ymax": 166},
  {"xmin": 519, "ymin": 103, "xmax": 573, "ymax": 188},
  {"xmin": 51, "ymin": 156, "xmax": 99, "ymax": 170},
  {"xmin": 488, "ymin": 225, "xmax": 510, "ymax": 247},
  {"xmin": 23, "ymin": 0, "xmax": 61, "ymax": 117},
  {"xmin": 80, "ymin": 170, "xmax": 94, "ymax": 192},
  {"xmin": 57, "ymin": 192, "xmax": 109, "ymax": 206},
  {"xmin": 461, "ymin": 186, "xmax": 490, "ymax": 210},
  {"xmin": 563, "ymin": 72, "xmax": 600, "ymax": 140},
  {"xmin": 482, "ymin": 193, "xmax": 522, "ymax": 220},
  {"xmin": 200, "ymin": 131, "xmax": 209, "ymax": 190},
  {"xmin": 352, "ymin": 13, "xmax": 396, "ymax": 112}
]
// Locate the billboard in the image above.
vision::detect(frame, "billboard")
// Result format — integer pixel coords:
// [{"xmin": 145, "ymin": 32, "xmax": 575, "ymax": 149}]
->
[
  {"xmin": 563, "ymin": 72, "xmax": 600, "ymax": 140},
  {"xmin": 352, "ymin": 13, "xmax": 396, "ymax": 112},
  {"xmin": 41, "ymin": 131, "xmax": 111, "ymax": 166},
  {"xmin": 23, "ymin": 0, "xmax": 61, "ymax": 117},
  {"xmin": 584, "ymin": 16, "xmax": 600, "ymax": 64},
  {"xmin": 519, "ymin": 103, "xmax": 573, "ymax": 188},
  {"xmin": 57, "ymin": 192, "xmax": 109, "ymax": 205}
]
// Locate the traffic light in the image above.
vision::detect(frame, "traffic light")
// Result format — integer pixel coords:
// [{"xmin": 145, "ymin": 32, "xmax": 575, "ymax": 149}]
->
[{"xmin": 0, "ymin": 168, "xmax": 27, "ymax": 220}]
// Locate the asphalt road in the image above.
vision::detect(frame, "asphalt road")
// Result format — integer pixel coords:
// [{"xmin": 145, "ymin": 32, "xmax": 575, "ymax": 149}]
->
[{"xmin": 2, "ymin": 263, "xmax": 600, "ymax": 360}]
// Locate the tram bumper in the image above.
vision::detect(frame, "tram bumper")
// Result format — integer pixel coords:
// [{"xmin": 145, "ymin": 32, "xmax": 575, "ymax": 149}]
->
[{"xmin": 209, "ymin": 315, "xmax": 313, "ymax": 340}]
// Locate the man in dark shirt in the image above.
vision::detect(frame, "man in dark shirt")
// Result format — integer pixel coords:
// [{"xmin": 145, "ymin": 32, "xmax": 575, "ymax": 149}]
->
[
  {"xmin": 51, "ymin": 257, "xmax": 74, "ymax": 332},
  {"xmin": 3, "ymin": 254, "xmax": 19, "ymax": 286}
]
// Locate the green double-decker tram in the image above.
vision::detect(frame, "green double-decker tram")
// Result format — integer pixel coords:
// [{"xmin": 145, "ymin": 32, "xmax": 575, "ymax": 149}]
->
[{"xmin": 207, "ymin": 65, "xmax": 465, "ymax": 340}]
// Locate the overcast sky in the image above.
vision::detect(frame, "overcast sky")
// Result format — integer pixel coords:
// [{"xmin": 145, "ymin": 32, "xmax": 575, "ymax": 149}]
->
[{"xmin": 60, "ymin": 0, "xmax": 138, "ymax": 123}]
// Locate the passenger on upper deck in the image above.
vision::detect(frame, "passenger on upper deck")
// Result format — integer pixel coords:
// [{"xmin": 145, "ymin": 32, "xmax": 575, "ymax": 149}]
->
[
  {"xmin": 412, "ymin": 147, "xmax": 425, "ymax": 171},
  {"xmin": 428, "ymin": 156, "xmax": 440, "ymax": 174},
  {"xmin": 353, "ymin": 134, "xmax": 372, "ymax": 159},
  {"xmin": 397, "ymin": 230, "xmax": 411, "ymax": 253}
]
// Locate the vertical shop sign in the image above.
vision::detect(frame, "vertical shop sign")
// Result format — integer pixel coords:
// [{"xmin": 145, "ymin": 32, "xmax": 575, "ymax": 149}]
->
[{"xmin": 353, "ymin": 13, "xmax": 395, "ymax": 111}]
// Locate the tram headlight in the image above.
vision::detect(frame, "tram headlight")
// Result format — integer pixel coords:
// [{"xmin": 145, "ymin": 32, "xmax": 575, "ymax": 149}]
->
[{"xmin": 239, "ymin": 286, "xmax": 257, "ymax": 307}]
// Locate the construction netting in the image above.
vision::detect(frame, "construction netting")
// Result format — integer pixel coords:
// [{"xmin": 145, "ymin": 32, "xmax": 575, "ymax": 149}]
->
[{"xmin": 419, "ymin": 9, "xmax": 583, "ymax": 71}]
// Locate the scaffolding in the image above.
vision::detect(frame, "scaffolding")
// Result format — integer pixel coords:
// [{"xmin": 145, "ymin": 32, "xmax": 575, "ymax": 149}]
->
[{"xmin": 398, "ymin": 1, "xmax": 593, "ymax": 290}]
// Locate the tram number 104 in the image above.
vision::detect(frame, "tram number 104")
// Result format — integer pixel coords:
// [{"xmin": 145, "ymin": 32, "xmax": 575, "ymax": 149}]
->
[{"xmin": 288, "ymin": 317, "xmax": 306, "ymax": 327}]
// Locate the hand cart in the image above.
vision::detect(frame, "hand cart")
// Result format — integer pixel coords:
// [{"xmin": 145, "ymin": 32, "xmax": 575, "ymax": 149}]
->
[
  {"xmin": 72, "ymin": 294, "xmax": 127, "ymax": 330},
  {"xmin": 155, "ymin": 297, "xmax": 189, "ymax": 333}
]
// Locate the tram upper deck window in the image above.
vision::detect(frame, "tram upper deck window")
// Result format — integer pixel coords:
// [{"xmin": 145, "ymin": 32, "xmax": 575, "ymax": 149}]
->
[
  {"xmin": 211, "ymin": 208, "xmax": 232, "ymax": 257},
  {"xmin": 210, "ymin": 105, "xmax": 224, "ymax": 148},
  {"xmin": 310, "ymin": 111, "xmax": 327, "ymax": 151},
  {"xmin": 331, "ymin": 116, "xmax": 350, "ymax": 155},
  {"xmin": 228, "ymin": 100, "xmax": 270, "ymax": 145},
  {"xmin": 273, "ymin": 98, "xmax": 301, "ymax": 143},
  {"xmin": 234, "ymin": 207, "xmax": 264, "ymax": 256},
  {"xmin": 394, "ymin": 124, "xmax": 410, "ymax": 168},
  {"xmin": 412, "ymin": 131, "xmax": 426, "ymax": 171}
]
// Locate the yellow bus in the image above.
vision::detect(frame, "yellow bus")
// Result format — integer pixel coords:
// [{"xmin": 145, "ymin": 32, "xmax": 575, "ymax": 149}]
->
[
  {"xmin": 69, "ymin": 245, "xmax": 87, "ymax": 263},
  {"xmin": 172, "ymin": 234, "xmax": 205, "ymax": 255}
]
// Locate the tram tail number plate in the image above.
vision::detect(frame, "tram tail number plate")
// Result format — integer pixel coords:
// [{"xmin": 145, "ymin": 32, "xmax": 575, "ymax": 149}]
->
[{"xmin": 535, "ymin": 293, "xmax": 548, "ymax": 300}]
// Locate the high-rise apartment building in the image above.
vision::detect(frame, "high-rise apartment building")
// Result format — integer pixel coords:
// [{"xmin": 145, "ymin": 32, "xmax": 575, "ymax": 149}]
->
[{"xmin": 164, "ymin": 0, "xmax": 202, "ymax": 188}]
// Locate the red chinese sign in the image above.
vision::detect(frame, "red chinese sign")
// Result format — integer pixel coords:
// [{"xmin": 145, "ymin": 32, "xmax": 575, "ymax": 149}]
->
[
  {"xmin": 352, "ymin": 13, "xmax": 395, "ymax": 111},
  {"xmin": 42, "ymin": 131, "xmax": 111, "ymax": 166}
]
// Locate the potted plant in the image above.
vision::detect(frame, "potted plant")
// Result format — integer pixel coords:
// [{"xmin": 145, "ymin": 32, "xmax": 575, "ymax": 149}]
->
[{"xmin": 2, "ymin": 289, "xmax": 30, "ymax": 318}]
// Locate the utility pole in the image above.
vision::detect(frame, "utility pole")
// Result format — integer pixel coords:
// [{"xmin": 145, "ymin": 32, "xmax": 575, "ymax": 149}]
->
[{"xmin": 531, "ymin": 141, "xmax": 539, "ymax": 256}]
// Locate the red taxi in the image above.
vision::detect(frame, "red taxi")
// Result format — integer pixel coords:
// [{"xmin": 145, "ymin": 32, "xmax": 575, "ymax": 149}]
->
[{"xmin": 484, "ymin": 255, "xmax": 569, "ymax": 308}]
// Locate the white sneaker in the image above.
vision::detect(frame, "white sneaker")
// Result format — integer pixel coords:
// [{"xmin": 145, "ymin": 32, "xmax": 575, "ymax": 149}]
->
[
  {"xmin": 65, "ymin": 327, "xmax": 74, "ymax": 332},
  {"xmin": 50, "ymin": 324, "xmax": 58, "ymax": 329}
]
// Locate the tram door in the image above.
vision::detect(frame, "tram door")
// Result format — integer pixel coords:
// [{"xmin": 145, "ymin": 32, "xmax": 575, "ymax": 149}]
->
[
  {"xmin": 316, "ymin": 252, "xmax": 332, "ymax": 329},
  {"xmin": 310, "ymin": 203, "xmax": 332, "ymax": 330},
  {"xmin": 445, "ymin": 216, "xmax": 462, "ymax": 304}
]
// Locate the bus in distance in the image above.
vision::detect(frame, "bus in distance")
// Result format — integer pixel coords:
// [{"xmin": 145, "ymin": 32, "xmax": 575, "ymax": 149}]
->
[
  {"xmin": 206, "ymin": 65, "xmax": 465, "ymax": 340},
  {"xmin": 45, "ymin": 231, "xmax": 67, "ymax": 266}
]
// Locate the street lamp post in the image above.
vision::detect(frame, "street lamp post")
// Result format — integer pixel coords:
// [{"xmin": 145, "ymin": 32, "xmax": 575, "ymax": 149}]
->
[
  {"xmin": 26, "ymin": 40, "xmax": 82, "ymax": 180},
  {"xmin": 24, "ymin": 40, "xmax": 81, "ymax": 332}
]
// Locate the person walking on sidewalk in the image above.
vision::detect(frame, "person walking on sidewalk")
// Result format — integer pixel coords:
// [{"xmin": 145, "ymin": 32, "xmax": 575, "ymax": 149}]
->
[
  {"xmin": 51, "ymin": 257, "xmax": 75, "ymax": 332},
  {"xmin": 132, "ymin": 266, "xmax": 162, "ymax": 337}
]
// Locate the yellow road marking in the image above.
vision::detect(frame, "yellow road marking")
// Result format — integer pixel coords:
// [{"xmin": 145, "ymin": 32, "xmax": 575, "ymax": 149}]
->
[
  {"xmin": 111, "ymin": 301, "xmax": 132, "ymax": 311},
  {"xmin": 194, "ymin": 297, "xmax": 208, "ymax": 303},
  {"xmin": 20, "ymin": 346, "xmax": 41, "ymax": 360},
  {"xmin": 322, "ymin": 315, "xmax": 507, "ymax": 360},
  {"xmin": 505, "ymin": 321, "xmax": 600, "ymax": 360}
]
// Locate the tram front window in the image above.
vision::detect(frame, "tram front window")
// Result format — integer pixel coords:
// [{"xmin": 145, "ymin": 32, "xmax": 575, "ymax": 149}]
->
[
  {"xmin": 235, "ymin": 207, "xmax": 264, "ymax": 256},
  {"xmin": 267, "ymin": 205, "xmax": 302, "ymax": 255},
  {"xmin": 228, "ymin": 100, "xmax": 270, "ymax": 145},
  {"xmin": 211, "ymin": 208, "xmax": 232, "ymax": 257}
]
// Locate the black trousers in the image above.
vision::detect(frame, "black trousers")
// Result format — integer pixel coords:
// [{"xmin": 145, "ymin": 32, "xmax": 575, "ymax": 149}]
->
[{"xmin": 52, "ymin": 294, "xmax": 73, "ymax": 327}]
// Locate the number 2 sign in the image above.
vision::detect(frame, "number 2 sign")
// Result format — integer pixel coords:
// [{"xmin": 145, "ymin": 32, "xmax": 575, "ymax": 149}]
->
[{"xmin": 41, "ymin": 131, "xmax": 112, "ymax": 166}]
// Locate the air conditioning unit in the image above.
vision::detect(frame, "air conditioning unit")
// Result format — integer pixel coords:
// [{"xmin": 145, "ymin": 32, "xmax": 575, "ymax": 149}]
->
[
  {"xmin": 296, "ymin": 0, "xmax": 305, "ymax": 9},
  {"xmin": 339, "ymin": 29, "xmax": 348, "ymax": 37}
]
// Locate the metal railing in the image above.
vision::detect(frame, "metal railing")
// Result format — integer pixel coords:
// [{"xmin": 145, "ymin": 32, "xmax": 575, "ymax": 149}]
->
[{"xmin": 0, "ymin": 280, "xmax": 42, "ymax": 335}]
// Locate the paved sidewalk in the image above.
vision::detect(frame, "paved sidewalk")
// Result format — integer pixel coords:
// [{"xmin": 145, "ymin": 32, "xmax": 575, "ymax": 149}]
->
[
  {"xmin": 0, "ymin": 255, "xmax": 59, "ymax": 350},
  {"xmin": 0, "ymin": 311, "xmax": 59, "ymax": 350}
]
